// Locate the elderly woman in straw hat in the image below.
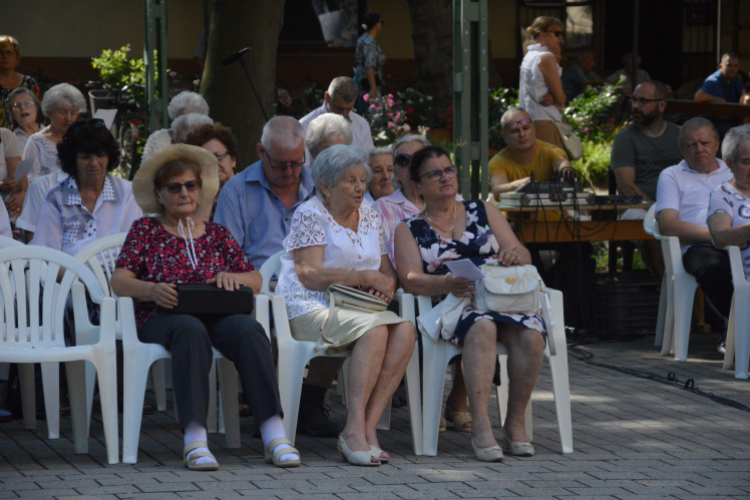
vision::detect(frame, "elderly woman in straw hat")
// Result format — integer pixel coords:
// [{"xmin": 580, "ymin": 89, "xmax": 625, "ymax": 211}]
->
[{"xmin": 111, "ymin": 144, "xmax": 300, "ymax": 471}]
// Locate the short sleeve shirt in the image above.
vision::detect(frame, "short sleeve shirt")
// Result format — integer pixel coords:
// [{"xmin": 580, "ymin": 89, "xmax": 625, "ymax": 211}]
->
[
  {"xmin": 115, "ymin": 218, "xmax": 253, "ymax": 328},
  {"xmin": 610, "ymin": 123, "xmax": 683, "ymax": 200},
  {"xmin": 700, "ymin": 70, "xmax": 743, "ymax": 103},
  {"xmin": 708, "ymin": 182, "xmax": 750, "ymax": 280},
  {"xmin": 488, "ymin": 140, "xmax": 567, "ymax": 183}
]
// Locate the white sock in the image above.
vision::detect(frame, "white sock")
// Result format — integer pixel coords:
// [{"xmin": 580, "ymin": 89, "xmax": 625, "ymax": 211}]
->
[
  {"xmin": 260, "ymin": 415, "xmax": 299, "ymax": 462},
  {"xmin": 184, "ymin": 420, "xmax": 217, "ymax": 465}
]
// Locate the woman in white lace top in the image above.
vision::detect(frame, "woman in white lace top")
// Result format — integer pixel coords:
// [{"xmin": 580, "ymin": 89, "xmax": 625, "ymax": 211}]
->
[{"xmin": 276, "ymin": 145, "xmax": 415, "ymax": 467}]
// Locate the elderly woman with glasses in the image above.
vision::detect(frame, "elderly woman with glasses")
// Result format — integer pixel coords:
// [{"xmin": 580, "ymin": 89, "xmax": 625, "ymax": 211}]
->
[
  {"xmin": 30, "ymin": 119, "xmax": 142, "ymax": 255},
  {"xmin": 6, "ymin": 87, "xmax": 44, "ymax": 153},
  {"xmin": 520, "ymin": 16, "xmax": 567, "ymax": 153},
  {"xmin": 275, "ymin": 144, "xmax": 415, "ymax": 466},
  {"xmin": 394, "ymin": 146, "xmax": 546, "ymax": 462}
]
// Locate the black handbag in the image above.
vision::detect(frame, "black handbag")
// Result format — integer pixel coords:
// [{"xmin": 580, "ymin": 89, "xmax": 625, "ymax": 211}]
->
[{"xmin": 164, "ymin": 284, "xmax": 254, "ymax": 316}]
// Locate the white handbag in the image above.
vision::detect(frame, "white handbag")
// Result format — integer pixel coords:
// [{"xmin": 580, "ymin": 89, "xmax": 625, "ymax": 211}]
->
[
  {"xmin": 321, "ymin": 285, "xmax": 388, "ymax": 348},
  {"xmin": 473, "ymin": 263, "xmax": 543, "ymax": 315},
  {"xmin": 554, "ymin": 121, "xmax": 583, "ymax": 161}
]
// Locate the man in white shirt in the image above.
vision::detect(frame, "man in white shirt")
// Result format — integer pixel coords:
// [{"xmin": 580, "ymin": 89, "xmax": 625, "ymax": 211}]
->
[
  {"xmin": 656, "ymin": 117, "xmax": 734, "ymax": 347},
  {"xmin": 300, "ymin": 77, "xmax": 374, "ymax": 165}
]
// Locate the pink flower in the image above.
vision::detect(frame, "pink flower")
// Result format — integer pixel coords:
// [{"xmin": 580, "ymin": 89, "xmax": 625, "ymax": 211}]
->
[
  {"xmin": 402, "ymin": 124, "xmax": 411, "ymax": 132},
  {"xmin": 168, "ymin": 71, "xmax": 177, "ymax": 78},
  {"xmin": 370, "ymin": 104, "xmax": 376, "ymax": 110},
  {"xmin": 388, "ymin": 112, "xmax": 394, "ymax": 118},
  {"xmin": 583, "ymin": 127, "xmax": 589, "ymax": 133},
  {"xmin": 388, "ymin": 122, "xmax": 396, "ymax": 129},
  {"xmin": 363, "ymin": 93, "xmax": 369, "ymax": 102}
]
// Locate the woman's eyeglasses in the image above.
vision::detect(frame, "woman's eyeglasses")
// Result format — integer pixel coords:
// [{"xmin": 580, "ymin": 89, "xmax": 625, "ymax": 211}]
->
[
  {"xmin": 418, "ymin": 166, "xmax": 457, "ymax": 182},
  {"xmin": 160, "ymin": 180, "xmax": 202, "ymax": 194},
  {"xmin": 11, "ymin": 101, "xmax": 34, "ymax": 111},
  {"xmin": 394, "ymin": 153, "xmax": 412, "ymax": 167},
  {"xmin": 64, "ymin": 118, "xmax": 106, "ymax": 139}
]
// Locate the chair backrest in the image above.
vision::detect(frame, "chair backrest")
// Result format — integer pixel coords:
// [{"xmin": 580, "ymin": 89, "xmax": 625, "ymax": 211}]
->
[
  {"xmin": 259, "ymin": 251, "xmax": 283, "ymax": 295},
  {"xmin": 74, "ymin": 233, "xmax": 127, "ymax": 296},
  {"xmin": 0, "ymin": 246, "xmax": 106, "ymax": 348},
  {"xmin": 0, "ymin": 236, "xmax": 24, "ymax": 249}
]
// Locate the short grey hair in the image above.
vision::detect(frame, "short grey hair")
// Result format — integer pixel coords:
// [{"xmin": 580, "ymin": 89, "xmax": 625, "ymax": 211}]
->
[
  {"xmin": 171, "ymin": 113, "xmax": 215, "ymax": 140},
  {"xmin": 41, "ymin": 83, "xmax": 87, "ymax": 117},
  {"xmin": 327, "ymin": 76, "xmax": 359, "ymax": 103},
  {"xmin": 6, "ymin": 87, "xmax": 43, "ymax": 128},
  {"xmin": 391, "ymin": 134, "xmax": 431, "ymax": 190},
  {"xmin": 368, "ymin": 146, "xmax": 392, "ymax": 165},
  {"xmin": 306, "ymin": 114, "xmax": 353, "ymax": 158},
  {"xmin": 312, "ymin": 144, "xmax": 371, "ymax": 197},
  {"xmin": 678, "ymin": 117, "xmax": 719, "ymax": 149},
  {"xmin": 500, "ymin": 107, "xmax": 531, "ymax": 129},
  {"xmin": 168, "ymin": 91, "xmax": 209, "ymax": 120},
  {"xmin": 721, "ymin": 124, "xmax": 750, "ymax": 166},
  {"xmin": 260, "ymin": 115, "xmax": 305, "ymax": 151}
]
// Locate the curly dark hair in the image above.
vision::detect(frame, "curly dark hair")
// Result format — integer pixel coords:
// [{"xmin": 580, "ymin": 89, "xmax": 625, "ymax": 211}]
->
[
  {"xmin": 56, "ymin": 121, "xmax": 120, "ymax": 178},
  {"xmin": 408, "ymin": 146, "xmax": 451, "ymax": 183},
  {"xmin": 185, "ymin": 122, "xmax": 238, "ymax": 160}
]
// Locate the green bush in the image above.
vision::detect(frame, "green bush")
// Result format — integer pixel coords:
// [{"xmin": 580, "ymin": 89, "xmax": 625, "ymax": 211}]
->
[
  {"xmin": 563, "ymin": 79, "xmax": 624, "ymax": 143},
  {"xmin": 571, "ymin": 139, "xmax": 612, "ymax": 187},
  {"xmin": 488, "ymin": 87, "xmax": 519, "ymax": 150}
]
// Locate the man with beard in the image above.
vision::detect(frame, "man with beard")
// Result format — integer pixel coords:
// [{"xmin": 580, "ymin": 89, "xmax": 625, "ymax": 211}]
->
[{"xmin": 610, "ymin": 80, "xmax": 682, "ymax": 276}]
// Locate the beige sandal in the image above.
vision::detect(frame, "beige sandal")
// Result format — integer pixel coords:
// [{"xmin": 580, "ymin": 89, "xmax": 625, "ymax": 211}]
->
[
  {"xmin": 264, "ymin": 437, "xmax": 301, "ymax": 468},
  {"xmin": 439, "ymin": 415, "xmax": 447, "ymax": 433},
  {"xmin": 445, "ymin": 404, "xmax": 472, "ymax": 432},
  {"xmin": 183, "ymin": 441, "xmax": 219, "ymax": 471}
]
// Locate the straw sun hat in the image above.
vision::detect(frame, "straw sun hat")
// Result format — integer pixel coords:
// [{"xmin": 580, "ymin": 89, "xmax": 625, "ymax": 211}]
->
[{"xmin": 132, "ymin": 144, "xmax": 219, "ymax": 215}]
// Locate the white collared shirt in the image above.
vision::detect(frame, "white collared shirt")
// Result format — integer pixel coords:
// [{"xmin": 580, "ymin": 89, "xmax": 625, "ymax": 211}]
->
[
  {"xmin": 16, "ymin": 170, "xmax": 69, "ymax": 233},
  {"xmin": 299, "ymin": 103, "xmax": 375, "ymax": 165},
  {"xmin": 655, "ymin": 158, "xmax": 734, "ymax": 253},
  {"xmin": 31, "ymin": 174, "xmax": 143, "ymax": 256}
]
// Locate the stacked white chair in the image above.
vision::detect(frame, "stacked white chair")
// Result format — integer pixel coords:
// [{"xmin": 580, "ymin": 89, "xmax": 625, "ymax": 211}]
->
[
  {"xmin": 0, "ymin": 245, "xmax": 119, "ymax": 463},
  {"xmin": 258, "ymin": 251, "xmax": 423, "ymax": 454},
  {"xmin": 723, "ymin": 246, "xmax": 749, "ymax": 379},
  {"xmin": 408, "ymin": 288, "xmax": 573, "ymax": 456}
]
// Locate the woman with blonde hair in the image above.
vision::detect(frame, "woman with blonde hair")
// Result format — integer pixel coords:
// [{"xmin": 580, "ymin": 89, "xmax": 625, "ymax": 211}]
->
[{"xmin": 519, "ymin": 17, "xmax": 567, "ymax": 152}]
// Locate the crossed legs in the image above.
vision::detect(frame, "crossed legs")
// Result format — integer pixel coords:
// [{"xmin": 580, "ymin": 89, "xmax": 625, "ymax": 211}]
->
[{"xmin": 461, "ymin": 319, "xmax": 544, "ymax": 448}]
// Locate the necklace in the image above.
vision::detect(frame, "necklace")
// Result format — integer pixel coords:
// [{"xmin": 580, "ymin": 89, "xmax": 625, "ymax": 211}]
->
[{"xmin": 423, "ymin": 202, "xmax": 457, "ymax": 234}]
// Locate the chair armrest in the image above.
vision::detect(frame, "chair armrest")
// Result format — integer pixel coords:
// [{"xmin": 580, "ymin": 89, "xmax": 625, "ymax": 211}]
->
[
  {"xmin": 117, "ymin": 297, "xmax": 141, "ymax": 353},
  {"xmin": 726, "ymin": 246, "xmax": 748, "ymax": 290},
  {"xmin": 255, "ymin": 294, "xmax": 271, "ymax": 341},
  {"xmin": 95, "ymin": 294, "xmax": 117, "ymax": 349}
]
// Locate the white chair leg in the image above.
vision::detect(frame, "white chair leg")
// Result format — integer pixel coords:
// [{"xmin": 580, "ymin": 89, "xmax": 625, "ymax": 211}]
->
[
  {"xmin": 341, "ymin": 359, "xmax": 350, "ymax": 407},
  {"xmin": 725, "ymin": 300, "xmax": 736, "ymax": 371},
  {"xmin": 151, "ymin": 360, "xmax": 167, "ymax": 411},
  {"xmin": 18, "ymin": 363, "xmax": 36, "ymax": 430},
  {"xmin": 84, "ymin": 361, "xmax": 96, "ymax": 435},
  {"xmin": 661, "ymin": 279, "xmax": 676, "ymax": 355},
  {"xmin": 421, "ymin": 339, "xmax": 452, "ymax": 457},
  {"xmin": 496, "ymin": 355, "xmax": 509, "ymax": 426},
  {"xmin": 207, "ymin": 360, "xmax": 218, "ymax": 433},
  {"xmin": 732, "ymin": 296, "xmax": 750, "ymax": 380},
  {"xmin": 404, "ymin": 341, "xmax": 423, "ymax": 455},
  {"xmin": 121, "ymin": 357, "xmax": 153, "ymax": 464},
  {"xmin": 65, "ymin": 361, "xmax": 88, "ymax": 454},
  {"xmin": 654, "ymin": 273, "xmax": 668, "ymax": 347},
  {"xmin": 93, "ymin": 353, "xmax": 120, "ymax": 464},
  {"xmin": 672, "ymin": 279, "xmax": 698, "ymax": 361},
  {"xmin": 548, "ymin": 291, "xmax": 574, "ymax": 453},
  {"xmin": 278, "ymin": 347, "xmax": 312, "ymax": 446},
  {"xmin": 217, "ymin": 358, "xmax": 240, "ymax": 448},
  {"xmin": 40, "ymin": 362, "xmax": 60, "ymax": 439}
]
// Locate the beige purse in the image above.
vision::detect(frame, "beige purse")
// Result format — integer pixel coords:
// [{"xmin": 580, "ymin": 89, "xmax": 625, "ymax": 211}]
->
[
  {"xmin": 473, "ymin": 263, "xmax": 543, "ymax": 315},
  {"xmin": 321, "ymin": 284, "xmax": 388, "ymax": 347},
  {"xmin": 554, "ymin": 121, "xmax": 583, "ymax": 161}
]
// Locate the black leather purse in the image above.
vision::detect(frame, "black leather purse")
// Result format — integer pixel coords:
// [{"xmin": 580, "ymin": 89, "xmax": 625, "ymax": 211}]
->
[{"xmin": 164, "ymin": 284, "xmax": 254, "ymax": 316}]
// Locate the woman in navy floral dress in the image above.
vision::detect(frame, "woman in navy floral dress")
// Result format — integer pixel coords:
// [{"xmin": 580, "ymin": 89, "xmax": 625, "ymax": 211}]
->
[{"xmin": 395, "ymin": 146, "xmax": 546, "ymax": 462}]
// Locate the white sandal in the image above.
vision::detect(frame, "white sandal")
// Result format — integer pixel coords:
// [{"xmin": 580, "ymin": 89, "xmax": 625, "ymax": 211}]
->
[
  {"xmin": 338, "ymin": 435, "xmax": 379, "ymax": 466},
  {"xmin": 264, "ymin": 437, "xmax": 301, "ymax": 468},
  {"xmin": 183, "ymin": 441, "xmax": 219, "ymax": 471}
]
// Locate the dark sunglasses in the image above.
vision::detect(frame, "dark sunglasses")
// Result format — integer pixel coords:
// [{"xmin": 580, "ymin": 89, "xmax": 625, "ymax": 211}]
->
[
  {"xmin": 64, "ymin": 118, "xmax": 106, "ymax": 139},
  {"xmin": 394, "ymin": 153, "xmax": 412, "ymax": 167},
  {"xmin": 159, "ymin": 180, "xmax": 202, "ymax": 194},
  {"xmin": 546, "ymin": 30, "xmax": 564, "ymax": 38}
]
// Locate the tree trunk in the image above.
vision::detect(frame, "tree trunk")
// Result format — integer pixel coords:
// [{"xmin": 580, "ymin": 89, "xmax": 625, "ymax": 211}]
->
[
  {"xmin": 406, "ymin": 0, "xmax": 502, "ymax": 110},
  {"xmin": 200, "ymin": 1, "xmax": 285, "ymax": 169}
]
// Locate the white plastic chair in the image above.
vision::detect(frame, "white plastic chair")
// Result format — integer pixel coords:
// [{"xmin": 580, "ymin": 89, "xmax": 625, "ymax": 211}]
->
[
  {"xmin": 0, "ymin": 246, "xmax": 119, "ymax": 463},
  {"xmin": 411, "ymin": 288, "xmax": 573, "ymax": 456},
  {"xmin": 724, "ymin": 246, "xmax": 749, "ymax": 379},
  {"xmin": 258, "ymin": 251, "xmax": 423, "ymax": 454},
  {"xmin": 643, "ymin": 205, "xmax": 668, "ymax": 345}
]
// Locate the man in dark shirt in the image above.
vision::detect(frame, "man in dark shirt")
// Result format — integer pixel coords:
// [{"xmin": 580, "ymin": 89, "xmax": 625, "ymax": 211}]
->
[
  {"xmin": 562, "ymin": 51, "xmax": 602, "ymax": 102},
  {"xmin": 695, "ymin": 53, "xmax": 743, "ymax": 104}
]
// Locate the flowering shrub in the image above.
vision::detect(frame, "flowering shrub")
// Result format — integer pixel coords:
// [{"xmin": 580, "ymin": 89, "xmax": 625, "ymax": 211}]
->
[
  {"xmin": 562, "ymin": 80, "xmax": 624, "ymax": 143},
  {"xmin": 366, "ymin": 93, "xmax": 414, "ymax": 146},
  {"xmin": 396, "ymin": 88, "xmax": 443, "ymax": 130}
]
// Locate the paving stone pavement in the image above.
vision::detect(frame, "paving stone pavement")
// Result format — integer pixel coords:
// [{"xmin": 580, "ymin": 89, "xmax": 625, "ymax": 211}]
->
[{"xmin": 1, "ymin": 333, "xmax": 749, "ymax": 499}]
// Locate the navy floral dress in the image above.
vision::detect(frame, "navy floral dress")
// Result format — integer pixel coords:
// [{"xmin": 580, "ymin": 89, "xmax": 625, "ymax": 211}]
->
[{"xmin": 405, "ymin": 201, "xmax": 546, "ymax": 345}]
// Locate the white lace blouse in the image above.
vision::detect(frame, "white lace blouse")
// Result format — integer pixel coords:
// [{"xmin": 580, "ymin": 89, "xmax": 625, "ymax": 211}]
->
[
  {"xmin": 276, "ymin": 196, "xmax": 387, "ymax": 320},
  {"xmin": 22, "ymin": 132, "xmax": 60, "ymax": 183}
]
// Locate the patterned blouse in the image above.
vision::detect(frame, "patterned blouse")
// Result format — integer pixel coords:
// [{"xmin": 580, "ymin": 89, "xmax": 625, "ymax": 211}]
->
[
  {"xmin": 355, "ymin": 33, "xmax": 386, "ymax": 91},
  {"xmin": 115, "ymin": 218, "xmax": 253, "ymax": 328},
  {"xmin": 0, "ymin": 75, "xmax": 40, "ymax": 129}
]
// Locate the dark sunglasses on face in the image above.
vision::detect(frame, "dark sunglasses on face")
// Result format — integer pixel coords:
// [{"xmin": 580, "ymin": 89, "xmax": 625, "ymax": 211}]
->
[
  {"xmin": 160, "ymin": 180, "xmax": 202, "ymax": 194},
  {"xmin": 64, "ymin": 118, "xmax": 106, "ymax": 140},
  {"xmin": 394, "ymin": 153, "xmax": 412, "ymax": 167},
  {"xmin": 547, "ymin": 30, "xmax": 563, "ymax": 38},
  {"xmin": 418, "ymin": 166, "xmax": 458, "ymax": 182}
]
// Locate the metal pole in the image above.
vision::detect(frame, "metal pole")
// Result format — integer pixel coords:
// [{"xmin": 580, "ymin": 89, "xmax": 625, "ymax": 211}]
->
[
  {"xmin": 144, "ymin": 0, "xmax": 169, "ymax": 134},
  {"xmin": 716, "ymin": 0, "xmax": 722, "ymax": 65},
  {"xmin": 631, "ymin": 0, "xmax": 639, "ymax": 89}
]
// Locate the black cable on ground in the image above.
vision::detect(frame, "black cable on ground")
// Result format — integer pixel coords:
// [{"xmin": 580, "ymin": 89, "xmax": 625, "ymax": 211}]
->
[{"xmin": 567, "ymin": 344, "xmax": 750, "ymax": 413}]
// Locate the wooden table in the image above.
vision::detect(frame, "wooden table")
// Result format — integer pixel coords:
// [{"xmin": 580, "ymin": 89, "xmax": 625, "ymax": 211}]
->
[{"xmin": 497, "ymin": 203, "xmax": 655, "ymax": 244}]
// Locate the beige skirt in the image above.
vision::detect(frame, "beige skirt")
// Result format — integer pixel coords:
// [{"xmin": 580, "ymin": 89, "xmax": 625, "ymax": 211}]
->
[{"xmin": 289, "ymin": 307, "xmax": 406, "ymax": 355}]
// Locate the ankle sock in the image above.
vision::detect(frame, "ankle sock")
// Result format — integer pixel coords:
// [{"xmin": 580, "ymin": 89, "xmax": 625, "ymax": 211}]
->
[
  {"xmin": 260, "ymin": 415, "xmax": 299, "ymax": 462},
  {"xmin": 184, "ymin": 420, "xmax": 217, "ymax": 465}
]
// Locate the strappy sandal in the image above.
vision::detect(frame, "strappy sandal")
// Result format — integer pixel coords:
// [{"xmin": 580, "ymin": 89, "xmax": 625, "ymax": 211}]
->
[
  {"xmin": 445, "ymin": 404, "xmax": 472, "ymax": 432},
  {"xmin": 183, "ymin": 441, "xmax": 219, "ymax": 471},
  {"xmin": 369, "ymin": 445, "xmax": 390, "ymax": 464},
  {"xmin": 264, "ymin": 437, "xmax": 301, "ymax": 468}
]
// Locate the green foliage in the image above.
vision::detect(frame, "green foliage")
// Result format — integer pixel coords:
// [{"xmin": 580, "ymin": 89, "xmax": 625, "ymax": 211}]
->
[
  {"xmin": 488, "ymin": 87, "xmax": 519, "ymax": 150},
  {"xmin": 571, "ymin": 139, "xmax": 613, "ymax": 187},
  {"xmin": 91, "ymin": 45, "xmax": 146, "ymax": 90},
  {"xmin": 592, "ymin": 241, "xmax": 647, "ymax": 273},
  {"xmin": 562, "ymin": 79, "xmax": 624, "ymax": 143}
]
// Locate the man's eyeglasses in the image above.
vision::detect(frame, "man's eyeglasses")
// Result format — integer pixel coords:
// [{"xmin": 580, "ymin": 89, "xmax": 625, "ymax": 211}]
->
[
  {"xmin": 159, "ymin": 180, "xmax": 202, "ymax": 194},
  {"xmin": 11, "ymin": 101, "xmax": 34, "ymax": 111},
  {"xmin": 394, "ymin": 153, "xmax": 412, "ymax": 168},
  {"xmin": 264, "ymin": 151, "xmax": 304, "ymax": 171},
  {"xmin": 629, "ymin": 97, "xmax": 664, "ymax": 107},
  {"xmin": 503, "ymin": 118, "xmax": 533, "ymax": 131},
  {"xmin": 546, "ymin": 30, "xmax": 563, "ymax": 38},
  {"xmin": 64, "ymin": 118, "xmax": 106, "ymax": 139},
  {"xmin": 418, "ymin": 166, "xmax": 458, "ymax": 182}
]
